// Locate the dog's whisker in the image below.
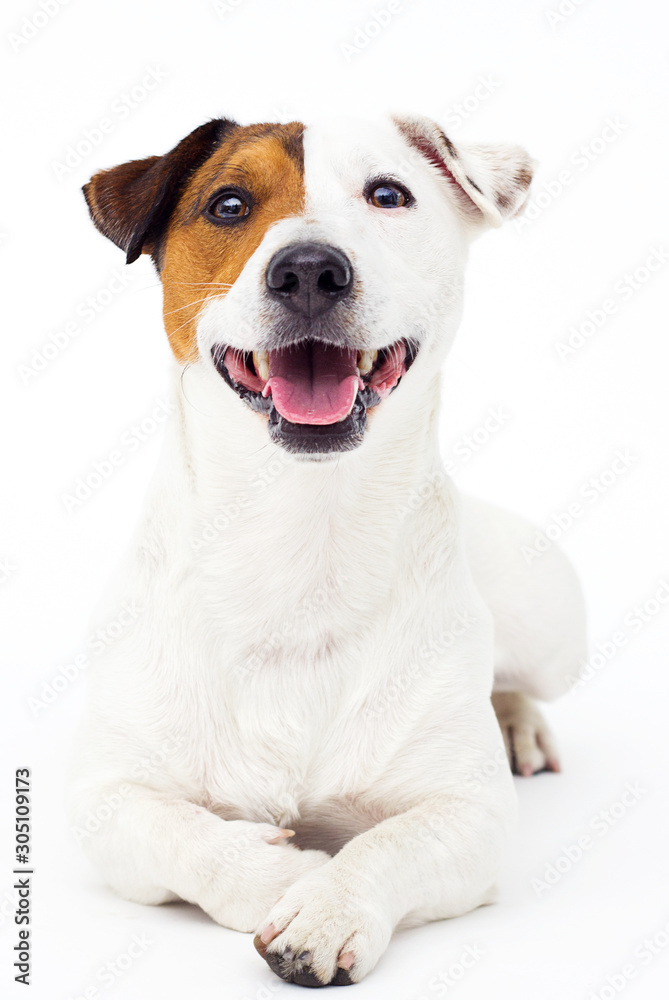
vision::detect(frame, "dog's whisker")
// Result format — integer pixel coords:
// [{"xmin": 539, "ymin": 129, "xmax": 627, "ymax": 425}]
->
[
  {"xmin": 179, "ymin": 363, "xmax": 219, "ymax": 417},
  {"xmin": 168, "ymin": 313, "xmax": 205, "ymax": 339},
  {"xmin": 246, "ymin": 442, "xmax": 273, "ymax": 459},
  {"xmin": 163, "ymin": 294, "xmax": 225, "ymax": 318},
  {"xmin": 175, "ymin": 281, "xmax": 234, "ymax": 288}
]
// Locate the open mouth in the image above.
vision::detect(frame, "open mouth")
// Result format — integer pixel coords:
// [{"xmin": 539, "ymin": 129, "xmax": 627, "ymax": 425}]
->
[{"xmin": 211, "ymin": 338, "xmax": 417, "ymax": 454}]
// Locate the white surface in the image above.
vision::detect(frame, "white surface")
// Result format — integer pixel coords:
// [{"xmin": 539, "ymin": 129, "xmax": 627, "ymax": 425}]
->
[{"xmin": 2, "ymin": 0, "xmax": 668, "ymax": 996}]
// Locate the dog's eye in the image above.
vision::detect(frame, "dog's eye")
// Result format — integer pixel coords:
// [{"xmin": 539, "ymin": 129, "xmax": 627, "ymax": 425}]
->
[
  {"xmin": 367, "ymin": 182, "xmax": 412, "ymax": 209},
  {"xmin": 207, "ymin": 191, "xmax": 251, "ymax": 221}
]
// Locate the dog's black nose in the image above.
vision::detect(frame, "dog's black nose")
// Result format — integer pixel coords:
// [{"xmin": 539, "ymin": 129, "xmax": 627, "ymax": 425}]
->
[{"xmin": 266, "ymin": 242, "xmax": 353, "ymax": 318}]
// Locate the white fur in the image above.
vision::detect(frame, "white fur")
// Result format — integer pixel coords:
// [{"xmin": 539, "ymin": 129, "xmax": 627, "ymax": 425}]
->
[{"xmin": 68, "ymin": 114, "xmax": 586, "ymax": 985}]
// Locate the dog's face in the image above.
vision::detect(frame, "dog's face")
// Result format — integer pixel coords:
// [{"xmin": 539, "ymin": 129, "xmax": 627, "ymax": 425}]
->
[{"xmin": 84, "ymin": 115, "xmax": 533, "ymax": 457}]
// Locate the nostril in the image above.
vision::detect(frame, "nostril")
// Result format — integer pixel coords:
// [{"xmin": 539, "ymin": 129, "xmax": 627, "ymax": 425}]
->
[
  {"xmin": 276, "ymin": 270, "xmax": 299, "ymax": 295},
  {"xmin": 317, "ymin": 268, "xmax": 349, "ymax": 294}
]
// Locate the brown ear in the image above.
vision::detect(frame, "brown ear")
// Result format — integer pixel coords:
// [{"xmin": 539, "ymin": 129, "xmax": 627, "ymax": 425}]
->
[
  {"xmin": 82, "ymin": 118, "xmax": 237, "ymax": 264},
  {"xmin": 393, "ymin": 114, "xmax": 535, "ymax": 229}
]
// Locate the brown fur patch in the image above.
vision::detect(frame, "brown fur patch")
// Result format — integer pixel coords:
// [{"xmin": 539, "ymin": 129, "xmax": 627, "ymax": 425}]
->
[
  {"xmin": 160, "ymin": 123, "xmax": 305, "ymax": 363},
  {"xmin": 83, "ymin": 120, "xmax": 235, "ymax": 264}
]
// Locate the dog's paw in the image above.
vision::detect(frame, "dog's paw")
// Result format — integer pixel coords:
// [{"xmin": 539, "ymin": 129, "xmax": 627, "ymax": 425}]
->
[
  {"xmin": 201, "ymin": 822, "xmax": 331, "ymax": 932},
  {"xmin": 492, "ymin": 691, "xmax": 561, "ymax": 776},
  {"xmin": 254, "ymin": 867, "xmax": 392, "ymax": 986}
]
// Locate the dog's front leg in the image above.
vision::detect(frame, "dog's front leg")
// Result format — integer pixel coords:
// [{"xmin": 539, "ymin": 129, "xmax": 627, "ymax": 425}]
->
[
  {"xmin": 254, "ymin": 788, "xmax": 514, "ymax": 987},
  {"xmin": 69, "ymin": 785, "xmax": 330, "ymax": 932}
]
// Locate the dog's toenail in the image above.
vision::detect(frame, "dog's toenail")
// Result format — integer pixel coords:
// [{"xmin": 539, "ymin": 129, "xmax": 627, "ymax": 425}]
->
[{"xmin": 260, "ymin": 923, "xmax": 276, "ymax": 944}]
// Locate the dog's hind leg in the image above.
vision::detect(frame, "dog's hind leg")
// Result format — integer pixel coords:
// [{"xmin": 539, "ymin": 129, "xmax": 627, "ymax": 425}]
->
[
  {"xmin": 491, "ymin": 690, "xmax": 561, "ymax": 776},
  {"xmin": 461, "ymin": 494, "xmax": 588, "ymax": 775}
]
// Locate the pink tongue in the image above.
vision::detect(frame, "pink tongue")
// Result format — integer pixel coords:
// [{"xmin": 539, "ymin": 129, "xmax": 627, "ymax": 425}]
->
[{"xmin": 264, "ymin": 343, "xmax": 362, "ymax": 425}]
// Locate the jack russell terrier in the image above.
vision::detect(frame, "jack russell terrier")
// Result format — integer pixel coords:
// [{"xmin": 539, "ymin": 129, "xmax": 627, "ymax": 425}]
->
[{"xmin": 69, "ymin": 114, "xmax": 587, "ymax": 987}]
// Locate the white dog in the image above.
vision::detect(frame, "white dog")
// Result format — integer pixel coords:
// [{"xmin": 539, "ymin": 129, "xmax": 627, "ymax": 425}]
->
[{"xmin": 68, "ymin": 113, "xmax": 587, "ymax": 987}]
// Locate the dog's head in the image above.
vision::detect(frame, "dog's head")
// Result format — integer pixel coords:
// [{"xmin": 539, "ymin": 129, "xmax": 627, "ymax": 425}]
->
[{"xmin": 84, "ymin": 115, "xmax": 533, "ymax": 458}]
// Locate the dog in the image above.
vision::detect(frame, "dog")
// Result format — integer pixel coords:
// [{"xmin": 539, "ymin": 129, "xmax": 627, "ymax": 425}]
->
[{"xmin": 68, "ymin": 113, "xmax": 587, "ymax": 988}]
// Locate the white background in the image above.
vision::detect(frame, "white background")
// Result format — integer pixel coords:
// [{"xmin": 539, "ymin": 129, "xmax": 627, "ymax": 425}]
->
[{"xmin": 2, "ymin": 0, "xmax": 669, "ymax": 997}]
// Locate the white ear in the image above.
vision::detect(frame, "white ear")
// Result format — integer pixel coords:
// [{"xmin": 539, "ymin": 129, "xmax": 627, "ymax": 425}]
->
[{"xmin": 393, "ymin": 114, "xmax": 536, "ymax": 229}]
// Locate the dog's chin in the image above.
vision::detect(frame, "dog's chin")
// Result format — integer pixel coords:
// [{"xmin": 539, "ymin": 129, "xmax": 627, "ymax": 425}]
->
[
  {"xmin": 267, "ymin": 396, "xmax": 368, "ymax": 457},
  {"xmin": 210, "ymin": 337, "xmax": 417, "ymax": 458}
]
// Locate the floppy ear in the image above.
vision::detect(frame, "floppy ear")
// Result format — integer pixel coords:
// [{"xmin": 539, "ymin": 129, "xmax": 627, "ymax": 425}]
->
[
  {"xmin": 393, "ymin": 114, "xmax": 535, "ymax": 229},
  {"xmin": 82, "ymin": 118, "xmax": 237, "ymax": 264}
]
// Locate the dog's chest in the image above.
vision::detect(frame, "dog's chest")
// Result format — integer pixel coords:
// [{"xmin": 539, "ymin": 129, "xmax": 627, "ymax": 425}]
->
[
  {"xmin": 134, "ymin": 462, "xmax": 470, "ymax": 834},
  {"xmin": 171, "ymin": 612, "xmax": 431, "ymax": 833},
  {"xmin": 189, "ymin": 646, "xmax": 379, "ymax": 820}
]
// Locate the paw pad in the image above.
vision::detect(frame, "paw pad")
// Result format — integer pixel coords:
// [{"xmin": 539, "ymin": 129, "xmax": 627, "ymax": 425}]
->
[{"xmin": 254, "ymin": 934, "xmax": 354, "ymax": 987}]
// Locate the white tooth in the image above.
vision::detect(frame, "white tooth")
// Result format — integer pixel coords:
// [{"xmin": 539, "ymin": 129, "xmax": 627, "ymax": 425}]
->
[
  {"xmin": 253, "ymin": 350, "xmax": 270, "ymax": 381},
  {"xmin": 357, "ymin": 350, "xmax": 377, "ymax": 375}
]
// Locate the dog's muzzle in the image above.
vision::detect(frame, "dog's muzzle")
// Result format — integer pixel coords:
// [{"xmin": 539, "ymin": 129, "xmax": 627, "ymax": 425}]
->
[{"xmin": 211, "ymin": 241, "xmax": 417, "ymax": 457}]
